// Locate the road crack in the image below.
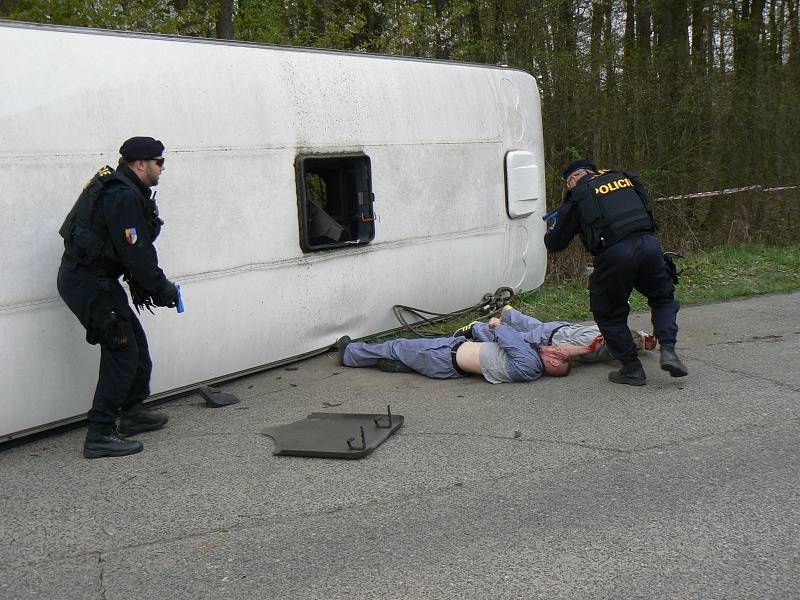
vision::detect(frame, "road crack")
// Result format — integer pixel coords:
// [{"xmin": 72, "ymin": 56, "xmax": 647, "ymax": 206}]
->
[
  {"xmin": 97, "ymin": 552, "xmax": 107, "ymax": 600},
  {"xmin": 684, "ymin": 353, "xmax": 800, "ymax": 393}
]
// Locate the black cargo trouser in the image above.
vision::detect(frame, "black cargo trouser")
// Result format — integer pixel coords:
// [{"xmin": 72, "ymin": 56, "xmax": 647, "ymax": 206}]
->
[
  {"xmin": 57, "ymin": 258, "xmax": 152, "ymax": 423},
  {"xmin": 588, "ymin": 234, "xmax": 679, "ymax": 365}
]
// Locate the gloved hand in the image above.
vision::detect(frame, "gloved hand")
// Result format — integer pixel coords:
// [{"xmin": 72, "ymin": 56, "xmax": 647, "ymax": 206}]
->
[{"xmin": 152, "ymin": 280, "xmax": 179, "ymax": 308}]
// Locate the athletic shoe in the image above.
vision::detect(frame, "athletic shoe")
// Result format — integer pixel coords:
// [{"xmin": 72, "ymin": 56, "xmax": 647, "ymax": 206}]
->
[{"xmin": 453, "ymin": 321, "xmax": 480, "ymax": 339}]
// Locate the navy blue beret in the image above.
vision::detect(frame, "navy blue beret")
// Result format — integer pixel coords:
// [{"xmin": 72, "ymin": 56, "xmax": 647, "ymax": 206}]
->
[
  {"xmin": 119, "ymin": 136, "xmax": 165, "ymax": 160},
  {"xmin": 562, "ymin": 159, "xmax": 597, "ymax": 180}
]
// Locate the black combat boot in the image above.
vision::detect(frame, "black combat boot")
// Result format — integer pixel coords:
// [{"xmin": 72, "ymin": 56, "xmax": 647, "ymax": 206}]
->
[
  {"xmin": 608, "ymin": 361, "xmax": 647, "ymax": 386},
  {"xmin": 118, "ymin": 405, "xmax": 169, "ymax": 436},
  {"xmin": 83, "ymin": 422, "xmax": 143, "ymax": 459},
  {"xmin": 336, "ymin": 336, "xmax": 352, "ymax": 367},
  {"xmin": 660, "ymin": 343, "xmax": 688, "ymax": 377}
]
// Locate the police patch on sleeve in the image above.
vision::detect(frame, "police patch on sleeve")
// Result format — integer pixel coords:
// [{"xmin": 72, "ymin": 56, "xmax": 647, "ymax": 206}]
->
[{"xmin": 124, "ymin": 227, "xmax": 138, "ymax": 245}]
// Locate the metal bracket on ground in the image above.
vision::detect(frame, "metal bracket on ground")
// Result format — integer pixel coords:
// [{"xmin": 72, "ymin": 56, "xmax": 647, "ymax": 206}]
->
[
  {"xmin": 262, "ymin": 406, "xmax": 403, "ymax": 459},
  {"xmin": 198, "ymin": 386, "xmax": 241, "ymax": 407}
]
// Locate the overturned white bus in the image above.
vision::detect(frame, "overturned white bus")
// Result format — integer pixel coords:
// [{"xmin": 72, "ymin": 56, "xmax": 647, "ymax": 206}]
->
[{"xmin": 0, "ymin": 20, "xmax": 548, "ymax": 441}]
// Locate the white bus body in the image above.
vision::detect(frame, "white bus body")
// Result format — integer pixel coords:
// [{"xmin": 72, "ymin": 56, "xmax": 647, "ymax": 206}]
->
[{"xmin": 0, "ymin": 21, "xmax": 548, "ymax": 441}]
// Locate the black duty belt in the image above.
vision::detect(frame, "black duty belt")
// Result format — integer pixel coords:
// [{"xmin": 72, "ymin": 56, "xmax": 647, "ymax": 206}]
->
[
  {"xmin": 62, "ymin": 252, "xmax": 120, "ymax": 279},
  {"xmin": 451, "ymin": 340, "xmax": 468, "ymax": 375}
]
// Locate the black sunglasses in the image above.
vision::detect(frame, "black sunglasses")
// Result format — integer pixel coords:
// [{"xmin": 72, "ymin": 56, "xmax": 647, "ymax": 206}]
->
[{"xmin": 151, "ymin": 157, "xmax": 165, "ymax": 166}]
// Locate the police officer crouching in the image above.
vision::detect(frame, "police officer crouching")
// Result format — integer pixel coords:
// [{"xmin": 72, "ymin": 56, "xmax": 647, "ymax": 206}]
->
[
  {"xmin": 544, "ymin": 159, "xmax": 688, "ymax": 386},
  {"xmin": 57, "ymin": 137, "xmax": 180, "ymax": 458}
]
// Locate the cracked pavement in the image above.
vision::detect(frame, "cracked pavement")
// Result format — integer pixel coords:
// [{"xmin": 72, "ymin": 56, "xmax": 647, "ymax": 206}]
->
[{"xmin": 1, "ymin": 292, "xmax": 798, "ymax": 599}]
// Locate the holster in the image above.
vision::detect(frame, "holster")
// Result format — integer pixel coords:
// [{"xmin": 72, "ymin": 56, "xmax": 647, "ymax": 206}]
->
[
  {"xmin": 87, "ymin": 279, "xmax": 129, "ymax": 348},
  {"xmin": 664, "ymin": 255, "xmax": 680, "ymax": 285}
]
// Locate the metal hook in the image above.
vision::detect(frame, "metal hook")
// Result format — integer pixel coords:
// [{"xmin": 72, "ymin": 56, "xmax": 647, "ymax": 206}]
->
[
  {"xmin": 374, "ymin": 405, "xmax": 393, "ymax": 429},
  {"xmin": 346, "ymin": 426, "xmax": 366, "ymax": 450}
]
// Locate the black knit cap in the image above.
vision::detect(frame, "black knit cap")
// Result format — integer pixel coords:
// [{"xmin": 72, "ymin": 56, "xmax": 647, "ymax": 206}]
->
[
  {"xmin": 119, "ymin": 136, "xmax": 165, "ymax": 160},
  {"xmin": 562, "ymin": 159, "xmax": 597, "ymax": 180}
]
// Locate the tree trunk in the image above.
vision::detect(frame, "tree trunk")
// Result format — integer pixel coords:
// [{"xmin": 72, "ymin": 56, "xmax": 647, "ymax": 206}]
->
[
  {"xmin": 434, "ymin": 0, "xmax": 449, "ymax": 59},
  {"xmin": 493, "ymin": 0, "xmax": 506, "ymax": 64},
  {"xmin": 768, "ymin": 0, "xmax": 779, "ymax": 63},
  {"xmin": 654, "ymin": 0, "xmax": 688, "ymax": 94},
  {"xmin": 636, "ymin": 0, "xmax": 652, "ymax": 57},
  {"xmin": 468, "ymin": 2, "xmax": 484, "ymax": 62},
  {"xmin": 734, "ymin": 0, "xmax": 767, "ymax": 76},
  {"xmin": 556, "ymin": 0, "xmax": 578, "ymax": 149},
  {"xmin": 690, "ymin": 0, "xmax": 707, "ymax": 71},
  {"xmin": 591, "ymin": 1, "xmax": 605, "ymax": 86},
  {"xmin": 604, "ymin": 0, "xmax": 615, "ymax": 91},
  {"xmin": 216, "ymin": 0, "xmax": 234, "ymax": 39},
  {"xmin": 788, "ymin": 0, "xmax": 799, "ymax": 64},
  {"xmin": 623, "ymin": 0, "xmax": 636, "ymax": 71}
]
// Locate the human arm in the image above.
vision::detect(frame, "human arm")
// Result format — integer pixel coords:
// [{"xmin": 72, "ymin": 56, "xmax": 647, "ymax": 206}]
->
[
  {"xmin": 491, "ymin": 324, "xmax": 543, "ymax": 382},
  {"xmin": 102, "ymin": 186, "xmax": 176, "ymax": 302},
  {"xmin": 543, "ymin": 196, "xmax": 581, "ymax": 252},
  {"xmin": 498, "ymin": 308, "xmax": 554, "ymax": 341},
  {"xmin": 471, "ymin": 322, "xmax": 497, "ymax": 342},
  {"xmin": 548, "ymin": 338, "xmax": 603, "ymax": 358}
]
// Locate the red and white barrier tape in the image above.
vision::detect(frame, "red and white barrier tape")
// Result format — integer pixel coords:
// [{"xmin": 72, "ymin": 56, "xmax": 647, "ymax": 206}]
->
[
  {"xmin": 763, "ymin": 186, "xmax": 798, "ymax": 193},
  {"xmin": 656, "ymin": 184, "xmax": 797, "ymax": 202}
]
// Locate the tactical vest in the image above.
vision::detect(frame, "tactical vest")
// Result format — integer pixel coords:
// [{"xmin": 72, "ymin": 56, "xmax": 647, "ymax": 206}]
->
[
  {"xmin": 59, "ymin": 165, "xmax": 117, "ymax": 266},
  {"xmin": 59, "ymin": 166, "xmax": 162, "ymax": 267},
  {"xmin": 571, "ymin": 170, "xmax": 653, "ymax": 254}
]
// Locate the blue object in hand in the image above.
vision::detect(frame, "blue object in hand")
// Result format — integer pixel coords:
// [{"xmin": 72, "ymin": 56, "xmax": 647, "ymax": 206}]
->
[
  {"xmin": 175, "ymin": 283, "xmax": 185, "ymax": 313},
  {"xmin": 542, "ymin": 209, "xmax": 559, "ymax": 222}
]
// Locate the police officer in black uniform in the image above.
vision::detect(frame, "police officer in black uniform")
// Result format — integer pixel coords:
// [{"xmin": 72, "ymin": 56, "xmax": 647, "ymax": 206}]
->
[
  {"xmin": 544, "ymin": 159, "xmax": 687, "ymax": 386},
  {"xmin": 57, "ymin": 137, "xmax": 179, "ymax": 458}
]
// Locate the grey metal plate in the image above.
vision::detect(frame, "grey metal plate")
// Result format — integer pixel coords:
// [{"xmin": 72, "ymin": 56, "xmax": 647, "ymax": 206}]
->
[
  {"xmin": 262, "ymin": 412, "xmax": 404, "ymax": 459},
  {"xmin": 198, "ymin": 386, "xmax": 241, "ymax": 407}
]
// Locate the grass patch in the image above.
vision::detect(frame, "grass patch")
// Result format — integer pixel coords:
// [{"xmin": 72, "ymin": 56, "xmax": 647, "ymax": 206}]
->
[
  {"xmin": 515, "ymin": 242, "xmax": 800, "ymax": 323},
  {"xmin": 372, "ymin": 243, "xmax": 800, "ymax": 340},
  {"xmin": 673, "ymin": 243, "xmax": 800, "ymax": 304}
]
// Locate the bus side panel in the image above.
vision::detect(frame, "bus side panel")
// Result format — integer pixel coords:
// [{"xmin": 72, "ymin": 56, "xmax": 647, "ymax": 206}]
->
[{"xmin": 0, "ymin": 24, "xmax": 547, "ymax": 439}]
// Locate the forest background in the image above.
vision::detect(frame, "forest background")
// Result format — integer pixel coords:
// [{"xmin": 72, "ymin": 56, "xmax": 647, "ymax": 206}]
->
[{"xmin": 2, "ymin": 0, "xmax": 798, "ymax": 278}]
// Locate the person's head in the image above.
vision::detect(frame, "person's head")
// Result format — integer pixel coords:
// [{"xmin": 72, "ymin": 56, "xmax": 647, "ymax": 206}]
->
[
  {"xmin": 118, "ymin": 136, "xmax": 166, "ymax": 187},
  {"xmin": 539, "ymin": 345, "xmax": 572, "ymax": 377},
  {"xmin": 562, "ymin": 159, "xmax": 597, "ymax": 191}
]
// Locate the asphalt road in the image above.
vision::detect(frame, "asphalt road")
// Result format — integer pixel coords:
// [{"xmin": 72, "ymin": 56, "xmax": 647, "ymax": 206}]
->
[{"xmin": 1, "ymin": 292, "xmax": 798, "ymax": 600}]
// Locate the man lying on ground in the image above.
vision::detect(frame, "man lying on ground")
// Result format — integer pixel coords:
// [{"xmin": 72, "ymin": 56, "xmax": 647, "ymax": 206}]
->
[
  {"xmin": 335, "ymin": 318, "xmax": 603, "ymax": 383},
  {"xmin": 458, "ymin": 306, "xmax": 655, "ymax": 363}
]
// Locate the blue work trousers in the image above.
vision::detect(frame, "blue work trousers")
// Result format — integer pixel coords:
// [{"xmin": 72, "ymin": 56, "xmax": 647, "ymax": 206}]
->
[
  {"xmin": 589, "ymin": 234, "xmax": 678, "ymax": 364},
  {"xmin": 344, "ymin": 337, "xmax": 465, "ymax": 379}
]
